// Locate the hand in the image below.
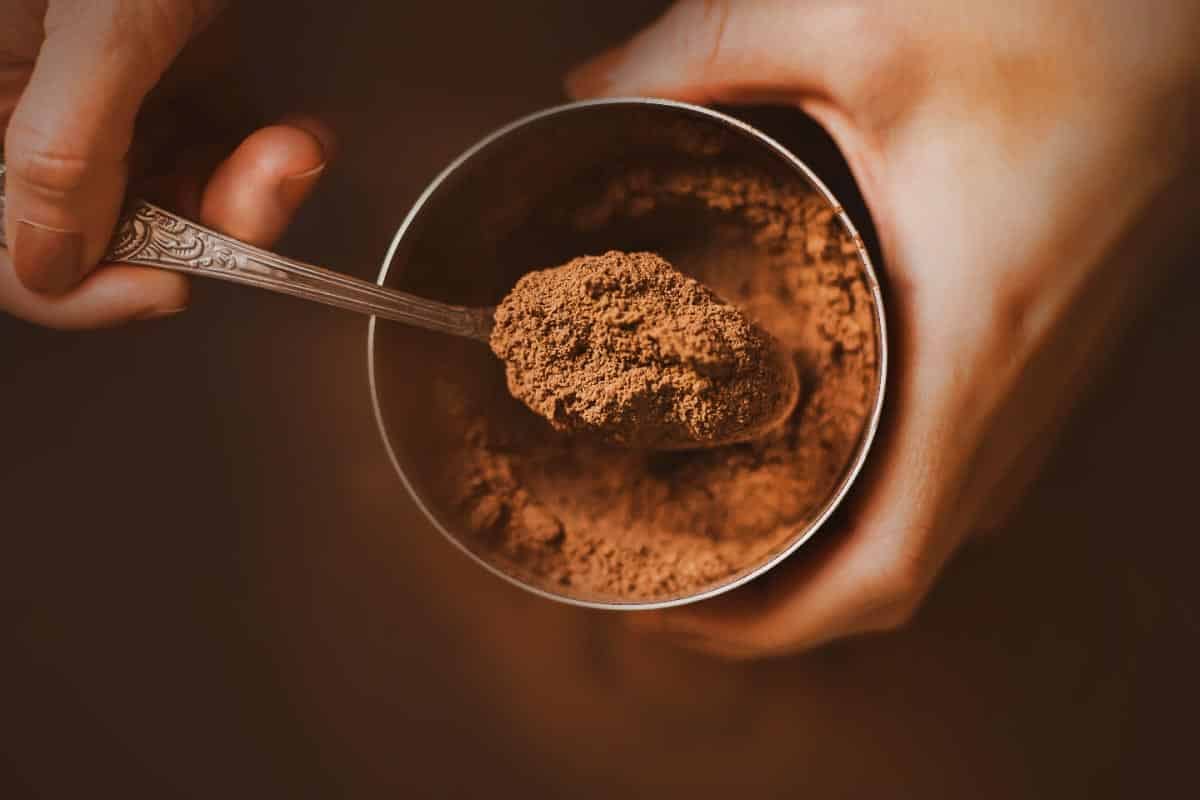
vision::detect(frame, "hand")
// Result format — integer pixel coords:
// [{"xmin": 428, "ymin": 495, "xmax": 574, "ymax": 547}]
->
[
  {"xmin": 0, "ymin": 0, "xmax": 330, "ymax": 328},
  {"xmin": 568, "ymin": 0, "xmax": 1200, "ymax": 658}
]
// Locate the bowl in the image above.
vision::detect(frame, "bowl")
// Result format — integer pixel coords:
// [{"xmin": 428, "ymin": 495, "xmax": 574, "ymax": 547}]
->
[{"xmin": 368, "ymin": 98, "xmax": 887, "ymax": 609}]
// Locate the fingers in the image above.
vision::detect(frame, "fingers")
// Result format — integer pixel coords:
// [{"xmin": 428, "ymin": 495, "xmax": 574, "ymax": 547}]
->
[
  {"xmin": 630, "ymin": 514, "xmax": 931, "ymax": 661},
  {"xmin": 0, "ymin": 254, "xmax": 189, "ymax": 329},
  {"xmin": 0, "ymin": 120, "xmax": 330, "ymax": 329},
  {"xmin": 566, "ymin": 0, "xmax": 848, "ymax": 104},
  {"xmin": 199, "ymin": 122, "xmax": 329, "ymax": 245},
  {"xmin": 2, "ymin": 0, "xmax": 211, "ymax": 294},
  {"xmin": 629, "ymin": 351, "xmax": 975, "ymax": 660}
]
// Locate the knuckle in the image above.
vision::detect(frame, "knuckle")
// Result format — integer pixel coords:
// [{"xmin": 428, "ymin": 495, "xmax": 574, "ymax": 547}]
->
[
  {"xmin": 874, "ymin": 593, "xmax": 921, "ymax": 631},
  {"xmin": 992, "ymin": 276, "xmax": 1045, "ymax": 351},
  {"xmin": 114, "ymin": 0, "xmax": 195, "ymax": 71},
  {"xmin": 968, "ymin": 275, "xmax": 1047, "ymax": 379},
  {"xmin": 862, "ymin": 553, "xmax": 929, "ymax": 629},
  {"xmin": 50, "ymin": 0, "xmax": 196, "ymax": 71},
  {"xmin": 6, "ymin": 144, "xmax": 93, "ymax": 198},
  {"xmin": 825, "ymin": 11, "xmax": 925, "ymax": 128},
  {"xmin": 129, "ymin": 0, "xmax": 196, "ymax": 45},
  {"xmin": 666, "ymin": 0, "xmax": 732, "ymax": 66}
]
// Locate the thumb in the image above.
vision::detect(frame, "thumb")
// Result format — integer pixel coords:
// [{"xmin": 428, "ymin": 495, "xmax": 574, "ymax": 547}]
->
[
  {"xmin": 566, "ymin": 0, "xmax": 846, "ymax": 104},
  {"xmin": 3, "ymin": 1, "xmax": 211, "ymax": 294}
]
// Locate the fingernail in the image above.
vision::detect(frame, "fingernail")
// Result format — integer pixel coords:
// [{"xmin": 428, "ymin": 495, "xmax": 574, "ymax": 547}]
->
[
  {"xmin": 13, "ymin": 220, "xmax": 84, "ymax": 295},
  {"xmin": 278, "ymin": 162, "xmax": 327, "ymax": 209},
  {"xmin": 279, "ymin": 114, "xmax": 338, "ymax": 163},
  {"xmin": 135, "ymin": 306, "xmax": 188, "ymax": 322},
  {"xmin": 565, "ymin": 46, "xmax": 625, "ymax": 99}
]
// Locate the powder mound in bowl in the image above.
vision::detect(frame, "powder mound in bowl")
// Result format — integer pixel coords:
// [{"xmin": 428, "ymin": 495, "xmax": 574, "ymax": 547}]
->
[
  {"xmin": 426, "ymin": 165, "xmax": 882, "ymax": 603},
  {"xmin": 490, "ymin": 251, "xmax": 797, "ymax": 450}
]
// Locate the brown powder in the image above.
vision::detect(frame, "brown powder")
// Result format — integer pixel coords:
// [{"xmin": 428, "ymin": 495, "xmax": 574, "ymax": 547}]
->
[
  {"xmin": 439, "ymin": 166, "xmax": 880, "ymax": 603},
  {"xmin": 489, "ymin": 250, "xmax": 799, "ymax": 450}
]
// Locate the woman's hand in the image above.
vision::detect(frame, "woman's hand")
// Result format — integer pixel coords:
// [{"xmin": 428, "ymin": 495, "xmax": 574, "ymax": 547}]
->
[
  {"xmin": 0, "ymin": 0, "xmax": 329, "ymax": 328},
  {"xmin": 569, "ymin": 0, "xmax": 1200, "ymax": 658}
]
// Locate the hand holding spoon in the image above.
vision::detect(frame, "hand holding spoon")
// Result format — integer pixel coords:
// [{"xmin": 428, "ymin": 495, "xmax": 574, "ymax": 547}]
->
[
  {"xmin": 0, "ymin": 163, "xmax": 495, "ymax": 341},
  {"xmin": 0, "ymin": 162, "xmax": 798, "ymax": 449}
]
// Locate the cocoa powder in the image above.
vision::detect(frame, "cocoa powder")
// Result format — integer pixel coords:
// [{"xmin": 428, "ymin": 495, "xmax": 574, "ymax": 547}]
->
[
  {"xmin": 489, "ymin": 250, "xmax": 798, "ymax": 449},
  {"xmin": 440, "ymin": 166, "xmax": 880, "ymax": 602}
]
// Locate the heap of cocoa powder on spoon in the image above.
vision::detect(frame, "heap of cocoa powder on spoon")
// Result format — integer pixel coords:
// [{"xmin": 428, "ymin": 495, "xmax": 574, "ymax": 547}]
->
[{"xmin": 489, "ymin": 250, "xmax": 799, "ymax": 450}]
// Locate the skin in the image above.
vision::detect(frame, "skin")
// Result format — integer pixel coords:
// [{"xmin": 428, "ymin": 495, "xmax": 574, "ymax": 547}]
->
[
  {"xmin": 0, "ymin": 0, "xmax": 329, "ymax": 328},
  {"xmin": 567, "ymin": 0, "xmax": 1200, "ymax": 658}
]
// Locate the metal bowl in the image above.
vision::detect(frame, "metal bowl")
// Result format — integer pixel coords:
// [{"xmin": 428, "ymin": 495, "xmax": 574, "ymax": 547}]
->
[{"xmin": 368, "ymin": 98, "xmax": 887, "ymax": 610}]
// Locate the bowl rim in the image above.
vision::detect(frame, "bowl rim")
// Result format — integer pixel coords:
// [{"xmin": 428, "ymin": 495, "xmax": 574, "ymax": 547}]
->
[{"xmin": 367, "ymin": 97, "xmax": 888, "ymax": 611}]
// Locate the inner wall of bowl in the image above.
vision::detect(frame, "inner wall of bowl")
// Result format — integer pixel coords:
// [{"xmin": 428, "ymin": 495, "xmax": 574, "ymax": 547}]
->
[{"xmin": 371, "ymin": 102, "xmax": 881, "ymax": 606}]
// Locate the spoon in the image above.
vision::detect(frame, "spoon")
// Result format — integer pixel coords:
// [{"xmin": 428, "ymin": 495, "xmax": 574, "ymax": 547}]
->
[
  {"xmin": 0, "ymin": 162, "xmax": 494, "ymax": 341},
  {"xmin": 0, "ymin": 162, "xmax": 797, "ymax": 448}
]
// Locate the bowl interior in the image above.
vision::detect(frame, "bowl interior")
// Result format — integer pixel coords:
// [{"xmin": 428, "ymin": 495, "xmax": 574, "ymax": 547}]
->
[{"xmin": 368, "ymin": 100, "xmax": 885, "ymax": 608}]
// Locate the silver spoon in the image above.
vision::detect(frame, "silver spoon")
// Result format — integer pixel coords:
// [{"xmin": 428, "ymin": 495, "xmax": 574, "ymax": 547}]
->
[
  {"xmin": 0, "ymin": 162, "xmax": 495, "ymax": 341},
  {"xmin": 0, "ymin": 160, "xmax": 797, "ymax": 449}
]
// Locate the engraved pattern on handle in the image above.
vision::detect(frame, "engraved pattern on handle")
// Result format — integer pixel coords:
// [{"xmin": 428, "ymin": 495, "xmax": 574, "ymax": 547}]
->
[
  {"xmin": 110, "ymin": 203, "xmax": 295, "ymax": 283},
  {"xmin": 0, "ymin": 161, "xmax": 492, "ymax": 340}
]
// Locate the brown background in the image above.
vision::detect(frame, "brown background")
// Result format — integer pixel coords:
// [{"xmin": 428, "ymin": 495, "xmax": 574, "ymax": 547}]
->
[{"xmin": 2, "ymin": 2, "xmax": 1198, "ymax": 796}]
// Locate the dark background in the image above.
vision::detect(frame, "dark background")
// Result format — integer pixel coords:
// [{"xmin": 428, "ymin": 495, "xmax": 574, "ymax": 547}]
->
[{"xmin": 3, "ymin": 2, "xmax": 1198, "ymax": 796}]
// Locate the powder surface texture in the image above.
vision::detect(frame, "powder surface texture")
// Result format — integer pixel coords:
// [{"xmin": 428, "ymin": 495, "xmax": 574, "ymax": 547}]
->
[
  {"xmin": 490, "ymin": 250, "xmax": 796, "ymax": 449},
  {"xmin": 439, "ymin": 167, "xmax": 881, "ymax": 602}
]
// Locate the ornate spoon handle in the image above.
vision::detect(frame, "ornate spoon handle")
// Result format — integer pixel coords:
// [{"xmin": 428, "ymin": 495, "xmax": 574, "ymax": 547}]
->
[{"xmin": 0, "ymin": 163, "xmax": 492, "ymax": 340}]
